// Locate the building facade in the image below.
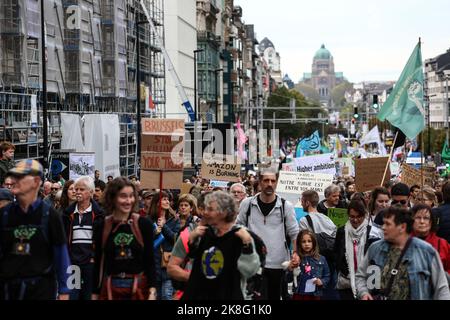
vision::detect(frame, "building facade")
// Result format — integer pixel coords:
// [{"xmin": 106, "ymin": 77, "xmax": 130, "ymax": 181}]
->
[
  {"xmin": 0, "ymin": 0, "xmax": 166, "ymax": 176},
  {"xmin": 300, "ymin": 44, "xmax": 345, "ymax": 108},
  {"xmin": 164, "ymin": 0, "xmax": 196, "ymax": 120},
  {"xmin": 424, "ymin": 48, "xmax": 450, "ymax": 129}
]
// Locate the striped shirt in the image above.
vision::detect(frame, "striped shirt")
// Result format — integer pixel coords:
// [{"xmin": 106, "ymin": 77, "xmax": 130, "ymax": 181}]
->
[{"xmin": 70, "ymin": 203, "xmax": 95, "ymax": 265}]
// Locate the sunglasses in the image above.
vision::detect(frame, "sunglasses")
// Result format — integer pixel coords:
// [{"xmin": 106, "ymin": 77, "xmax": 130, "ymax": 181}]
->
[{"xmin": 392, "ymin": 199, "xmax": 408, "ymax": 205}]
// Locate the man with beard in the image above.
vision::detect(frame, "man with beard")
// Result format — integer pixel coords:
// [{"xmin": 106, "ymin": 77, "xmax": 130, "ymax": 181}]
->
[{"xmin": 236, "ymin": 169, "xmax": 299, "ymax": 300}]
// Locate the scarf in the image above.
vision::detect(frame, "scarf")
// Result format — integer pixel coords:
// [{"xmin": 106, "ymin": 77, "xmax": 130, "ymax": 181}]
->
[{"xmin": 344, "ymin": 218, "xmax": 368, "ymax": 298}]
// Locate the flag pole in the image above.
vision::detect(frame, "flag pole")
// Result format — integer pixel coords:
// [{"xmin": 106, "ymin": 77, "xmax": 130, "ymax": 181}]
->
[
  {"xmin": 421, "ymin": 132, "xmax": 424, "ymax": 197},
  {"xmin": 381, "ymin": 131, "xmax": 398, "ymax": 186}
]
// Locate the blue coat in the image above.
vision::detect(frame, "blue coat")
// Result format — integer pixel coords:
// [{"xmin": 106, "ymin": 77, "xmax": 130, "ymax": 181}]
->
[{"xmin": 288, "ymin": 255, "xmax": 330, "ymax": 296}]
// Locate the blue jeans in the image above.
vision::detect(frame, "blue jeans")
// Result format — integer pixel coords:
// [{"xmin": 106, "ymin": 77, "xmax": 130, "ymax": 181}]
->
[
  {"xmin": 69, "ymin": 263, "xmax": 94, "ymax": 301},
  {"xmin": 157, "ymin": 279, "xmax": 173, "ymax": 300}
]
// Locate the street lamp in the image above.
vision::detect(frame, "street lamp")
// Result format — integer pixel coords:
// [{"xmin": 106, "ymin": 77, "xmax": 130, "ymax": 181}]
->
[
  {"xmin": 194, "ymin": 49, "xmax": 204, "ymax": 122},
  {"xmin": 41, "ymin": 0, "xmax": 48, "ymax": 174},
  {"xmin": 214, "ymin": 68, "xmax": 223, "ymax": 123},
  {"xmin": 136, "ymin": 12, "xmax": 149, "ymax": 179}
]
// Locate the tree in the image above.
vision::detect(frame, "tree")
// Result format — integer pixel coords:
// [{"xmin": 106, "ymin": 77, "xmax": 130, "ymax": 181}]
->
[{"xmin": 331, "ymin": 81, "xmax": 353, "ymax": 108}]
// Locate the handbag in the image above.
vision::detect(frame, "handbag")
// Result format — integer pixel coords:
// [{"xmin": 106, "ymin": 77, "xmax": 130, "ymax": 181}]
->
[{"xmin": 336, "ymin": 272, "xmax": 351, "ymax": 290}]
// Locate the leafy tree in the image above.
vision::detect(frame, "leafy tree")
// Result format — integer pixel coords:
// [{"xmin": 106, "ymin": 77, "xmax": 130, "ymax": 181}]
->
[{"xmin": 331, "ymin": 81, "xmax": 353, "ymax": 108}]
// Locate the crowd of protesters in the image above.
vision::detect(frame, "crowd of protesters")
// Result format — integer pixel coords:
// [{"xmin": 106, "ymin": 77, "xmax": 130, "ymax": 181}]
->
[{"xmin": 0, "ymin": 140, "xmax": 450, "ymax": 300}]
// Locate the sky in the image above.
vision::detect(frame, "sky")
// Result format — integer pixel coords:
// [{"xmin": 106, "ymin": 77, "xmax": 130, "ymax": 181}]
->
[{"xmin": 233, "ymin": 0, "xmax": 450, "ymax": 83}]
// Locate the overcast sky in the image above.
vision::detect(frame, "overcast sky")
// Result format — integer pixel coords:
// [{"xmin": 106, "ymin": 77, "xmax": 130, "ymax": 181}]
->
[{"xmin": 234, "ymin": 0, "xmax": 450, "ymax": 83}]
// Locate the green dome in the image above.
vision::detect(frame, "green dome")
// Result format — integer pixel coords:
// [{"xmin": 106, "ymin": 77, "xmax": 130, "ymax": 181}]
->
[{"xmin": 314, "ymin": 44, "xmax": 331, "ymax": 60}]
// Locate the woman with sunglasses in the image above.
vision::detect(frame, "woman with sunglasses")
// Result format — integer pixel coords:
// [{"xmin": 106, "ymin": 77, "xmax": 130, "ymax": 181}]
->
[{"xmin": 411, "ymin": 204, "xmax": 450, "ymax": 277}]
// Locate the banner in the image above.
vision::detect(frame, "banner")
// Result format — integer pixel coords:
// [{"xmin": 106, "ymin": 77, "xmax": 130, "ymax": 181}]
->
[
  {"xmin": 276, "ymin": 171, "xmax": 334, "ymax": 195},
  {"xmin": 50, "ymin": 151, "xmax": 70, "ymax": 180},
  {"xmin": 355, "ymin": 157, "xmax": 390, "ymax": 192},
  {"xmin": 201, "ymin": 156, "xmax": 241, "ymax": 182},
  {"xmin": 61, "ymin": 113, "xmax": 84, "ymax": 152},
  {"xmin": 69, "ymin": 152, "xmax": 95, "ymax": 180},
  {"xmin": 294, "ymin": 153, "xmax": 336, "ymax": 175},
  {"xmin": 84, "ymin": 114, "xmax": 121, "ymax": 180},
  {"xmin": 296, "ymin": 130, "xmax": 321, "ymax": 157}
]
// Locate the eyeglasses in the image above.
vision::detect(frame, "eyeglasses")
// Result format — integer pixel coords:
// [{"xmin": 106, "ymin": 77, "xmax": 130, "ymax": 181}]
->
[
  {"xmin": 231, "ymin": 191, "xmax": 244, "ymax": 194},
  {"xmin": 391, "ymin": 199, "xmax": 408, "ymax": 205},
  {"xmin": 51, "ymin": 187, "xmax": 60, "ymax": 191}
]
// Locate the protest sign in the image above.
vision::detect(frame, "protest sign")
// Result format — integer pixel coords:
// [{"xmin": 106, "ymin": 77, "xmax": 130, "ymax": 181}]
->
[
  {"xmin": 140, "ymin": 118, "xmax": 185, "ymax": 188},
  {"xmin": 51, "ymin": 150, "xmax": 70, "ymax": 180},
  {"xmin": 336, "ymin": 158, "xmax": 354, "ymax": 176},
  {"xmin": 69, "ymin": 152, "xmax": 95, "ymax": 180},
  {"xmin": 294, "ymin": 153, "xmax": 336, "ymax": 175},
  {"xmin": 327, "ymin": 208, "xmax": 348, "ymax": 228},
  {"xmin": 276, "ymin": 171, "xmax": 334, "ymax": 195},
  {"xmin": 201, "ymin": 156, "xmax": 241, "ymax": 182},
  {"xmin": 209, "ymin": 180, "xmax": 229, "ymax": 188},
  {"xmin": 401, "ymin": 163, "xmax": 435, "ymax": 187},
  {"xmin": 355, "ymin": 157, "xmax": 390, "ymax": 192}
]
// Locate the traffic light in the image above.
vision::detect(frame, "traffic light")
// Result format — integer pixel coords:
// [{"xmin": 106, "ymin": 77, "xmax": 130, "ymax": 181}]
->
[
  {"xmin": 373, "ymin": 95, "xmax": 379, "ymax": 109},
  {"xmin": 353, "ymin": 106, "xmax": 359, "ymax": 119}
]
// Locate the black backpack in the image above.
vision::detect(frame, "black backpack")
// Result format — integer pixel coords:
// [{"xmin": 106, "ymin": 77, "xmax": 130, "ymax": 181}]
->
[{"xmin": 305, "ymin": 215, "xmax": 335, "ymax": 263}]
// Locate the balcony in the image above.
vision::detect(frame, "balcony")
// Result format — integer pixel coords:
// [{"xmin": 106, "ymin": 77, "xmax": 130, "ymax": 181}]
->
[{"xmin": 197, "ymin": 31, "xmax": 221, "ymax": 45}]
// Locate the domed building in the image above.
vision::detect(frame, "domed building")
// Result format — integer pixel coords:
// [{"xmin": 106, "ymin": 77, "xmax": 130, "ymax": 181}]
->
[{"xmin": 300, "ymin": 44, "xmax": 345, "ymax": 108}]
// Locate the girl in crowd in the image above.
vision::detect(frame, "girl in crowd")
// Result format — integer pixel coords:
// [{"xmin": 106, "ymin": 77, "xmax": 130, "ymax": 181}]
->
[
  {"xmin": 334, "ymin": 199, "xmax": 379, "ymax": 300},
  {"xmin": 411, "ymin": 204, "xmax": 450, "ymax": 276},
  {"xmin": 58, "ymin": 180, "xmax": 77, "ymax": 214},
  {"xmin": 92, "ymin": 177, "xmax": 156, "ymax": 300},
  {"xmin": 288, "ymin": 230, "xmax": 330, "ymax": 300},
  {"xmin": 368, "ymin": 187, "xmax": 391, "ymax": 224},
  {"xmin": 148, "ymin": 191, "xmax": 180, "ymax": 300}
]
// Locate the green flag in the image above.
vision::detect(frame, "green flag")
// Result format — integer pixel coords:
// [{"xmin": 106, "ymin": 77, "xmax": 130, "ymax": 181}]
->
[
  {"xmin": 442, "ymin": 141, "xmax": 450, "ymax": 164},
  {"xmin": 378, "ymin": 42, "xmax": 425, "ymax": 140}
]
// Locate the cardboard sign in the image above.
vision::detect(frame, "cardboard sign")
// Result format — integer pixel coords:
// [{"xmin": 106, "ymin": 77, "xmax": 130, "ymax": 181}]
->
[
  {"xmin": 294, "ymin": 153, "xmax": 336, "ymax": 175},
  {"xmin": 355, "ymin": 157, "xmax": 390, "ymax": 192},
  {"xmin": 201, "ymin": 157, "xmax": 241, "ymax": 182},
  {"xmin": 401, "ymin": 163, "xmax": 435, "ymax": 187},
  {"xmin": 141, "ymin": 134, "xmax": 183, "ymax": 153},
  {"xmin": 141, "ymin": 152, "xmax": 184, "ymax": 171},
  {"xmin": 276, "ymin": 171, "xmax": 334, "ymax": 195},
  {"xmin": 327, "ymin": 208, "xmax": 348, "ymax": 228},
  {"xmin": 141, "ymin": 118, "xmax": 184, "ymax": 134},
  {"xmin": 140, "ymin": 170, "xmax": 183, "ymax": 189}
]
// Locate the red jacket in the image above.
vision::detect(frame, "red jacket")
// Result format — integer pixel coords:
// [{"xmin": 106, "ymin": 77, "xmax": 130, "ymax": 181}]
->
[{"xmin": 414, "ymin": 232, "xmax": 450, "ymax": 274}]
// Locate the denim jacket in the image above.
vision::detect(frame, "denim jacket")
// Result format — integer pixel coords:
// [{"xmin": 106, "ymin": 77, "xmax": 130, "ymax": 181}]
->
[
  {"xmin": 287, "ymin": 255, "xmax": 330, "ymax": 297},
  {"xmin": 355, "ymin": 237, "xmax": 450, "ymax": 300}
]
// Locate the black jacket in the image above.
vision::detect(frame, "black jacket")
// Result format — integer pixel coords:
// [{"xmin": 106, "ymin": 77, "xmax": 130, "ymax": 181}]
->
[
  {"xmin": 317, "ymin": 199, "xmax": 347, "ymax": 216},
  {"xmin": 333, "ymin": 225, "xmax": 379, "ymax": 277}
]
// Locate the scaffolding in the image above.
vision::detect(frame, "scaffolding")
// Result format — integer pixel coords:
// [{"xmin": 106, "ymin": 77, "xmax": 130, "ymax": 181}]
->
[{"xmin": 0, "ymin": 0, "xmax": 166, "ymax": 177}]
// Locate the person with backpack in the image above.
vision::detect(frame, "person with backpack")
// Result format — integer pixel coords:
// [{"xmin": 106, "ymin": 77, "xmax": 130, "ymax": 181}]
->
[
  {"xmin": 182, "ymin": 191, "xmax": 260, "ymax": 300},
  {"xmin": 62, "ymin": 176, "xmax": 104, "ymax": 300},
  {"xmin": 236, "ymin": 169, "xmax": 299, "ymax": 300},
  {"xmin": 92, "ymin": 177, "xmax": 156, "ymax": 300},
  {"xmin": 333, "ymin": 199, "xmax": 380, "ymax": 300},
  {"xmin": 298, "ymin": 190, "xmax": 337, "ymax": 299},
  {"xmin": 0, "ymin": 160, "xmax": 71, "ymax": 300}
]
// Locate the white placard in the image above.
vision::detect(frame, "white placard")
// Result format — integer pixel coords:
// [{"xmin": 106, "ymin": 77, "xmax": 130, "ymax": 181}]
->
[
  {"xmin": 293, "ymin": 153, "xmax": 336, "ymax": 175},
  {"xmin": 276, "ymin": 171, "xmax": 334, "ymax": 195},
  {"xmin": 69, "ymin": 152, "xmax": 95, "ymax": 180}
]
